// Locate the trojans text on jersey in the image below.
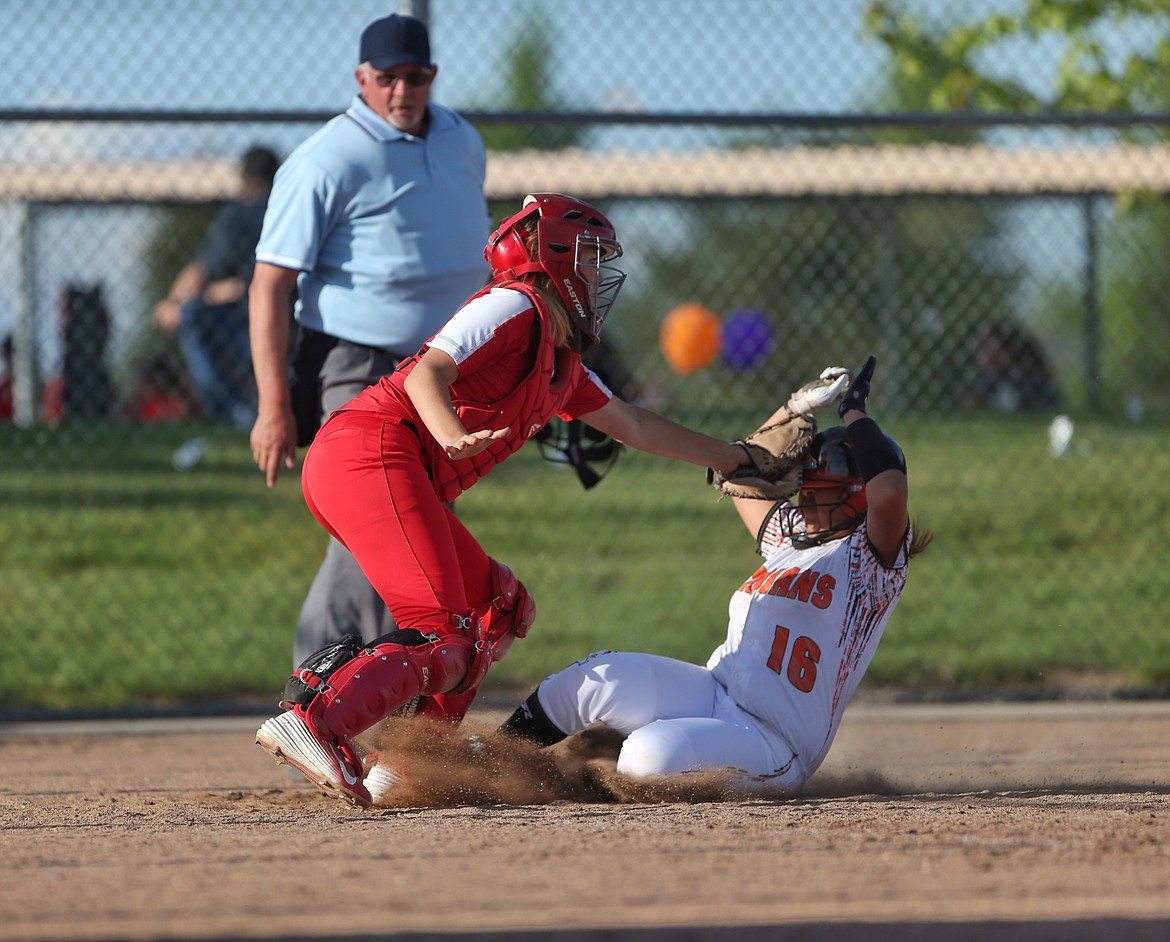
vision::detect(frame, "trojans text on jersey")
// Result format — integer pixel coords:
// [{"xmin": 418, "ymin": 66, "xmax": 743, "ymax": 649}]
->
[{"xmin": 738, "ymin": 564, "xmax": 835, "ymax": 609}]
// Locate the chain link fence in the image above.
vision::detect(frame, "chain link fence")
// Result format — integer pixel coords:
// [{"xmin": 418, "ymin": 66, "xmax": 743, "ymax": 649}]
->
[{"xmin": 3, "ymin": 0, "xmax": 1169, "ymax": 714}]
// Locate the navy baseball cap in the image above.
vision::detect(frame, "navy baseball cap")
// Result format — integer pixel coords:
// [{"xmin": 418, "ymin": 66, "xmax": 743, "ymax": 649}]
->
[{"xmin": 359, "ymin": 14, "xmax": 432, "ymax": 71}]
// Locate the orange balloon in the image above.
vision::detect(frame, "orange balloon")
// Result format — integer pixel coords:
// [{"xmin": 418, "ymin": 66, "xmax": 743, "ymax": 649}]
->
[{"xmin": 659, "ymin": 303, "xmax": 722, "ymax": 375}]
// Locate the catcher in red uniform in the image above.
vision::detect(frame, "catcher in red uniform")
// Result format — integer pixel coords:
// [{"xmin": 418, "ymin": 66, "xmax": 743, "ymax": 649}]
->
[{"xmin": 256, "ymin": 193, "xmax": 786, "ymax": 805}]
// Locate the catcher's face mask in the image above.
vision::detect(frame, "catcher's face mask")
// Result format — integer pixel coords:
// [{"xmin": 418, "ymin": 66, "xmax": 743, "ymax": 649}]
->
[
  {"xmin": 569, "ymin": 232, "xmax": 625, "ymax": 342},
  {"xmin": 532, "ymin": 417, "xmax": 621, "ymax": 490}
]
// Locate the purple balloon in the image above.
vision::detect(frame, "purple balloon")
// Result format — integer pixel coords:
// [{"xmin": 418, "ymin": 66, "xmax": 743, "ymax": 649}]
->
[{"xmin": 721, "ymin": 309, "xmax": 775, "ymax": 370}]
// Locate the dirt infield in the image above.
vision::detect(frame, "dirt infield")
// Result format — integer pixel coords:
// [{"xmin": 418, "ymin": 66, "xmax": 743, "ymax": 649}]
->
[{"xmin": 2, "ymin": 699, "xmax": 1169, "ymax": 942}]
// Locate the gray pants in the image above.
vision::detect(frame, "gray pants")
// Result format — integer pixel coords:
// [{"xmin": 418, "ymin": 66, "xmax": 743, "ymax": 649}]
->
[{"xmin": 292, "ymin": 339, "xmax": 401, "ymax": 667}]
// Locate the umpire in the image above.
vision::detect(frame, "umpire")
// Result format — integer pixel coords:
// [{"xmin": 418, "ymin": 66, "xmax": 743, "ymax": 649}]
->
[{"xmin": 247, "ymin": 13, "xmax": 490, "ymax": 665}]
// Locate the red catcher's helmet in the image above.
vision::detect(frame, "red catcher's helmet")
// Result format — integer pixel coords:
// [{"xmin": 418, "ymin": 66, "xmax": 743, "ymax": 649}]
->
[{"xmin": 484, "ymin": 193, "xmax": 626, "ymax": 345}]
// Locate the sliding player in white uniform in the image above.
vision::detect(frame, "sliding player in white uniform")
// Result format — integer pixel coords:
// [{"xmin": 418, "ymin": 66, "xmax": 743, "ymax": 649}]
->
[{"xmin": 499, "ymin": 357, "xmax": 932, "ymax": 793}]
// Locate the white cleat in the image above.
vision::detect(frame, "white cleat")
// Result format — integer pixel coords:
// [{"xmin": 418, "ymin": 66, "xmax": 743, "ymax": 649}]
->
[{"xmin": 256, "ymin": 710, "xmax": 372, "ymax": 808}]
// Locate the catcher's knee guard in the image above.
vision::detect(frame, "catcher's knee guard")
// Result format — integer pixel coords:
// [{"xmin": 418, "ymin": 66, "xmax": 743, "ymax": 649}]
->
[
  {"xmin": 305, "ymin": 626, "xmax": 480, "ymax": 741},
  {"xmin": 480, "ymin": 560, "xmax": 536, "ymax": 662},
  {"xmin": 416, "ymin": 562, "xmax": 536, "ymax": 726}
]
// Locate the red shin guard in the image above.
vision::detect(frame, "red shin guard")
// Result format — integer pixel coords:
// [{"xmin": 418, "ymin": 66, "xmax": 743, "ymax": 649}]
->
[
  {"xmin": 480, "ymin": 560, "xmax": 536, "ymax": 660},
  {"xmin": 311, "ymin": 632, "xmax": 477, "ymax": 741},
  {"xmin": 419, "ymin": 562, "xmax": 538, "ymax": 726}
]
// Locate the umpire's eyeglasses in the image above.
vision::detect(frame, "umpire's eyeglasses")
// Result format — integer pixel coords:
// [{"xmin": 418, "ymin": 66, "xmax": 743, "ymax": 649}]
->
[{"xmin": 374, "ymin": 68, "xmax": 434, "ymax": 89}]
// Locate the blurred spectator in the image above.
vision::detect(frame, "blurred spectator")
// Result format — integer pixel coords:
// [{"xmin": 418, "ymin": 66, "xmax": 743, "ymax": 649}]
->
[
  {"xmin": 153, "ymin": 145, "xmax": 281, "ymax": 427},
  {"xmin": 962, "ymin": 320, "xmax": 1062, "ymax": 412},
  {"xmin": 125, "ymin": 355, "xmax": 196, "ymax": 423},
  {"xmin": 0, "ymin": 334, "xmax": 13, "ymax": 421},
  {"xmin": 61, "ymin": 283, "xmax": 115, "ymax": 420}
]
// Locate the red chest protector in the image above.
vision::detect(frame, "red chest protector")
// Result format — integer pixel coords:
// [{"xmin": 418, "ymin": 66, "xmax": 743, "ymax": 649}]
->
[{"xmin": 393, "ymin": 283, "xmax": 581, "ymax": 503}]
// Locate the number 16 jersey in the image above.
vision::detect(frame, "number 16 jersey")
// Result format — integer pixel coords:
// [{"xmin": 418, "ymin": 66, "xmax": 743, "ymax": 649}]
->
[{"xmin": 706, "ymin": 506, "xmax": 911, "ymax": 784}]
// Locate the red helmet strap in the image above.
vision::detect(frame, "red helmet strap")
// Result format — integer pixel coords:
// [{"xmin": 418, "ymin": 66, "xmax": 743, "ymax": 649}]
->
[{"xmin": 492, "ymin": 260, "xmax": 546, "ymax": 282}]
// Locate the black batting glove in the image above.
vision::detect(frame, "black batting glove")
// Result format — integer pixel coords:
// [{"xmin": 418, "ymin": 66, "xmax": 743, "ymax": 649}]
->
[{"xmin": 838, "ymin": 355, "xmax": 877, "ymax": 417}]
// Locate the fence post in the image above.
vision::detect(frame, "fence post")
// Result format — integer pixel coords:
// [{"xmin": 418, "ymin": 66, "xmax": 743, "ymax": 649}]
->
[
  {"xmin": 398, "ymin": 0, "xmax": 429, "ymax": 23},
  {"xmin": 13, "ymin": 199, "xmax": 37, "ymax": 428},
  {"xmin": 1082, "ymin": 195, "xmax": 1102, "ymax": 413}
]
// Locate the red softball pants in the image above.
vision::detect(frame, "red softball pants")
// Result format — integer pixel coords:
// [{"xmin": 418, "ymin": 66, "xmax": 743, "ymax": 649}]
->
[{"xmin": 300, "ymin": 409, "xmax": 493, "ymax": 638}]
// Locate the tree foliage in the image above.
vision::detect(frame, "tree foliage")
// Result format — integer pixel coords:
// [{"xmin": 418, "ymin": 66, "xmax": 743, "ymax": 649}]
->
[
  {"xmin": 866, "ymin": 1, "xmax": 1170, "ymax": 411},
  {"xmin": 473, "ymin": 11, "xmax": 583, "ymax": 153},
  {"xmin": 865, "ymin": 0, "xmax": 1170, "ymax": 113}
]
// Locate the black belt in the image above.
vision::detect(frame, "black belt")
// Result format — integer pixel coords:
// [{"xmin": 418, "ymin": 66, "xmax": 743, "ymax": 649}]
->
[{"xmin": 299, "ymin": 325, "xmax": 409, "ymax": 360}]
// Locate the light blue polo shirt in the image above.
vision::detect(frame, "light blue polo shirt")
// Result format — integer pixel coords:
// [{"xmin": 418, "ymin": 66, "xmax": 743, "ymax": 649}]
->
[{"xmin": 256, "ymin": 95, "xmax": 490, "ymax": 354}]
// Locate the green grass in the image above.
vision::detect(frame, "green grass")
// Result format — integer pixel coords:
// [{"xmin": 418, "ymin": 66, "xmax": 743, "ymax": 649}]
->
[{"xmin": 2, "ymin": 413, "xmax": 1168, "ymax": 711}]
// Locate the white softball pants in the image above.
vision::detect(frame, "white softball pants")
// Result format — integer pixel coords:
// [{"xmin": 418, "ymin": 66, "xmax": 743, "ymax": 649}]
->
[{"xmin": 534, "ymin": 650, "xmax": 802, "ymax": 790}]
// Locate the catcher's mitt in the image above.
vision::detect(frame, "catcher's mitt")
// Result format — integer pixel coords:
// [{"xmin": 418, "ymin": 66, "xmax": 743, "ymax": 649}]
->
[{"xmin": 708, "ymin": 410, "xmax": 816, "ymax": 501}]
